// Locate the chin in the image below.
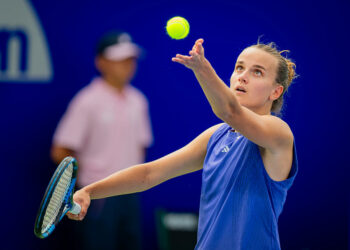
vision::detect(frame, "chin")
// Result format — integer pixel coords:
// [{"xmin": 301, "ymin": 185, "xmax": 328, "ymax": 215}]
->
[{"xmin": 234, "ymin": 96, "xmax": 245, "ymax": 105}]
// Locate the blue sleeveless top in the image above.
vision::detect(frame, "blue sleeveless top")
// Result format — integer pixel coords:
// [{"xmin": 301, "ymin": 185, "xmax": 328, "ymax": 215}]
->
[{"xmin": 195, "ymin": 124, "xmax": 298, "ymax": 250}]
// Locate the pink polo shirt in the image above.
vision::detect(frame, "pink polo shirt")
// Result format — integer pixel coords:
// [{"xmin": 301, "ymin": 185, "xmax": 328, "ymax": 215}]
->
[{"xmin": 53, "ymin": 77, "xmax": 153, "ymax": 186}]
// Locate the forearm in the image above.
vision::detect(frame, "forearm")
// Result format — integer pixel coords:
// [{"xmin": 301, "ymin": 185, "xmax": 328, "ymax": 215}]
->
[
  {"xmin": 193, "ymin": 60, "xmax": 241, "ymax": 119},
  {"xmin": 81, "ymin": 134, "xmax": 210, "ymax": 200},
  {"xmin": 82, "ymin": 163, "xmax": 151, "ymax": 200}
]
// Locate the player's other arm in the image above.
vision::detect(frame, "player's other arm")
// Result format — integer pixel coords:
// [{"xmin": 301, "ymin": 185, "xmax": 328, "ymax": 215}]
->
[
  {"xmin": 69, "ymin": 124, "xmax": 221, "ymax": 220},
  {"xmin": 86, "ymin": 124, "xmax": 220, "ymax": 198}
]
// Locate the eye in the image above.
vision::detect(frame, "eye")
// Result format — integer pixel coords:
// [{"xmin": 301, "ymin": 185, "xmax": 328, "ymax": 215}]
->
[
  {"xmin": 253, "ymin": 69, "xmax": 263, "ymax": 77},
  {"xmin": 235, "ymin": 65, "xmax": 243, "ymax": 71}
]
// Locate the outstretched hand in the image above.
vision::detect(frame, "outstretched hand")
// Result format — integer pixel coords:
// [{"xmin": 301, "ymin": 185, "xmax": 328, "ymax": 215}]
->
[{"xmin": 172, "ymin": 39, "xmax": 206, "ymax": 70}]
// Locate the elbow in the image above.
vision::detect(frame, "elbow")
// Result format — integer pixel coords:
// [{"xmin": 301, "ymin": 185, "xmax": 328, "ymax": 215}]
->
[{"xmin": 141, "ymin": 163, "xmax": 153, "ymax": 191}]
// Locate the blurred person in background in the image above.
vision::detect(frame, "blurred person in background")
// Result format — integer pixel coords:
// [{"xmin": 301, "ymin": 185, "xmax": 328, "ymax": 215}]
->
[{"xmin": 51, "ymin": 31, "xmax": 153, "ymax": 250}]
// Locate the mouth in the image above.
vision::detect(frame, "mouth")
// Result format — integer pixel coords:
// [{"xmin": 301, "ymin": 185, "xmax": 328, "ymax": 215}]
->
[{"xmin": 235, "ymin": 86, "xmax": 247, "ymax": 93}]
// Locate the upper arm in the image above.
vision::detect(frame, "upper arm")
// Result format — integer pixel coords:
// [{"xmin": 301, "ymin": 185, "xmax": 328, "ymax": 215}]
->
[
  {"xmin": 146, "ymin": 124, "xmax": 222, "ymax": 187},
  {"xmin": 224, "ymin": 106, "xmax": 293, "ymax": 152}
]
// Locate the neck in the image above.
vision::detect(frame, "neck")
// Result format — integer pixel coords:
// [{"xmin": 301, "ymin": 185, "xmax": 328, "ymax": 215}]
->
[
  {"xmin": 247, "ymin": 102, "xmax": 272, "ymax": 116},
  {"xmin": 103, "ymin": 76, "xmax": 127, "ymax": 93},
  {"xmin": 253, "ymin": 108, "xmax": 271, "ymax": 116}
]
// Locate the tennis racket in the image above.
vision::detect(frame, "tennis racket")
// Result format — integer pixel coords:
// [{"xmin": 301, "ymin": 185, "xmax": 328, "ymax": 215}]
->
[{"xmin": 34, "ymin": 156, "xmax": 81, "ymax": 238}]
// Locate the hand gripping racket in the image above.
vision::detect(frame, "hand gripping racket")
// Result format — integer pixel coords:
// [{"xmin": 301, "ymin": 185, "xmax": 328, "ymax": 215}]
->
[{"xmin": 34, "ymin": 156, "xmax": 81, "ymax": 238}]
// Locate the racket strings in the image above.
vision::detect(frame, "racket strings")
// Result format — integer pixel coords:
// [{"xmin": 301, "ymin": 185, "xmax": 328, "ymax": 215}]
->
[{"xmin": 41, "ymin": 163, "xmax": 73, "ymax": 233}]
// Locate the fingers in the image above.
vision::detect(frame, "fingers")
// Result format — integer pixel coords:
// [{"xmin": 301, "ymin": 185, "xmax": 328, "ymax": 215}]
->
[
  {"xmin": 172, "ymin": 54, "xmax": 191, "ymax": 65},
  {"xmin": 77, "ymin": 205, "xmax": 87, "ymax": 220},
  {"xmin": 195, "ymin": 39, "xmax": 204, "ymax": 54},
  {"xmin": 171, "ymin": 38, "xmax": 205, "ymax": 69},
  {"xmin": 171, "ymin": 57, "xmax": 183, "ymax": 64},
  {"xmin": 192, "ymin": 43, "xmax": 197, "ymax": 51},
  {"xmin": 66, "ymin": 206, "xmax": 87, "ymax": 221},
  {"xmin": 67, "ymin": 211, "xmax": 80, "ymax": 220},
  {"xmin": 196, "ymin": 38, "xmax": 204, "ymax": 44},
  {"xmin": 192, "ymin": 38, "xmax": 204, "ymax": 49},
  {"xmin": 172, "ymin": 57, "xmax": 188, "ymax": 66},
  {"xmin": 175, "ymin": 54, "xmax": 192, "ymax": 60}
]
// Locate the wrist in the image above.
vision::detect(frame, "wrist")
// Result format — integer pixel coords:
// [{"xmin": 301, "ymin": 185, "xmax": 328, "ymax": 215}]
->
[
  {"xmin": 193, "ymin": 59, "xmax": 214, "ymax": 77},
  {"xmin": 81, "ymin": 186, "xmax": 92, "ymax": 198}
]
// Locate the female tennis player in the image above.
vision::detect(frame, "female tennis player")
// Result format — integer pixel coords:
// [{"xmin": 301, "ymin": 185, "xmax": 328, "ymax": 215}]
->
[{"xmin": 68, "ymin": 38, "xmax": 298, "ymax": 249}]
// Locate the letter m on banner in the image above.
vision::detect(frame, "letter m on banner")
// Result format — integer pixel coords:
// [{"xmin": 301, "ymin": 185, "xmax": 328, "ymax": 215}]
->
[
  {"xmin": 0, "ymin": 0, "xmax": 53, "ymax": 83},
  {"xmin": 0, "ymin": 30, "xmax": 28, "ymax": 74}
]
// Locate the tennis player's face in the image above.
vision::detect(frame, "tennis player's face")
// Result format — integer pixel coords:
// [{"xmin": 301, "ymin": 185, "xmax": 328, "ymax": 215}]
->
[{"xmin": 230, "ymin": 47, "xmax": 282, "ymax": 114}]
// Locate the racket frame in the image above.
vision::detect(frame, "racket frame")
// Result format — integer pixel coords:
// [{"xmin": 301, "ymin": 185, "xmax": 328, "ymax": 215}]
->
[{"xmin": 34, "ymin": 156, "xmax": 78, "ymax": 238}]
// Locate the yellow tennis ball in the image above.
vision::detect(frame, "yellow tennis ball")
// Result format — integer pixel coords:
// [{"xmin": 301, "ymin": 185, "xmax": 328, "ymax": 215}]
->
[{"xmin": 166, "ymin": 16, "xmax": 190, "ymax": 40}]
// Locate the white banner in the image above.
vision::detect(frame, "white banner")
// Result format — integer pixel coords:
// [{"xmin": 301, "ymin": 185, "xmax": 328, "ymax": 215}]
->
[{"xmin": 0, "ymin": 0, "xmax": 53, "ymax": 83}]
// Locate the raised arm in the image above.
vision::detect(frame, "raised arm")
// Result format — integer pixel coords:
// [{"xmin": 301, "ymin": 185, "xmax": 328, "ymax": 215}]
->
[
  {"xmin": 68, "ymin": 124, "xmax": 222, "ymax": 220},
  {"xmin": 172, "ymin": 39, "xmax": 293, "ymax": 152}
]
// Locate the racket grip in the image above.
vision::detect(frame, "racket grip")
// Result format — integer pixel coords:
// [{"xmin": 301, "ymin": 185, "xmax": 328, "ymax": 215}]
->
[{"xmin": 70, "ymin": 202, "xmax": 81, "ymax": 214}]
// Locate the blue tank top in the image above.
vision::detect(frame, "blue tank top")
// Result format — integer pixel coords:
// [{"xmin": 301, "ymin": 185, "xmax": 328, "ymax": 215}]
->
[{"xmin": 195, "ymin": 123, "xmax": 298, "ymax": 250}]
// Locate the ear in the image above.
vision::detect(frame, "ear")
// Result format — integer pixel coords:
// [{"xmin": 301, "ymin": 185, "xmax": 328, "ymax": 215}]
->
[
  {"xmin": 95, "ymin": 56, "xmax": 105, "ymax": 73},
  {"xmin": 269, "ymin": 84, "xmax": 284, "ymax": 101}
]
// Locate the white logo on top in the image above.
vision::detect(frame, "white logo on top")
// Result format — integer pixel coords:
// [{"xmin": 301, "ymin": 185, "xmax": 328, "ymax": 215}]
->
[{"xmin": 221, "ymin": 146, "xmax": 230, "ymax": 153}]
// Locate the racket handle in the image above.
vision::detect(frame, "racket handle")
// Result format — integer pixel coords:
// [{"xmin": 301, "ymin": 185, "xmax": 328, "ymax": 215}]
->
[{"xmin": 70, "ymin": 202, "xmax": 81, "ymax": 214}]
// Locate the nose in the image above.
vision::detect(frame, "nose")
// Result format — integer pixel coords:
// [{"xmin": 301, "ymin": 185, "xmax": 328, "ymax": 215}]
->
[
  {"xmin": 238, "ymin": 74, "xmax": 248, "ymax": 84},
  {"xmin": 236, "ymin": 69, "xmax": 249, "ymax": 84}
]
